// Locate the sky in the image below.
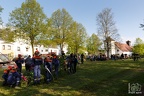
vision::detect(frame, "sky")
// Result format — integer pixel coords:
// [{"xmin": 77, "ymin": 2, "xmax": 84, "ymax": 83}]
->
[{"xmin": 0, "ymin": 0, "xmax": 144, "ymax": 45}]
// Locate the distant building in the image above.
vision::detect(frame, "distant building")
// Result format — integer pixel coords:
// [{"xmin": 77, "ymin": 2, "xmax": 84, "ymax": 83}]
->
[
  {"xmin": 0, "ymin": 39, "xmax": 32, "ymax": 60},
  {"xmin": 109, "ymin": 40, "xmax": 133, "ymax": 58},
  {"xmin": 0, "ymin": 27, "xmax": 68, "ymax": 58},
  {"xmin": 0, "ymin": 38, "xmax": 68, "ymax": 59},
  {"xmin": 34, "ymin": 45, "xmax": 59, "ymax": 55}
]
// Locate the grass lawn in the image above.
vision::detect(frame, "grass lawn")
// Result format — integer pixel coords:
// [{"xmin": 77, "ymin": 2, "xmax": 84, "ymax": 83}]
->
[{"xmin": 0, "ymin": 59, "xmax": 144, "ymax": 96}]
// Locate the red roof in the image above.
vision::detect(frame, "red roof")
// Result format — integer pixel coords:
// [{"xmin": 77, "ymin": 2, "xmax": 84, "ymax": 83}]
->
[{"xmin": 115, "ymin": 42, "xmax": 132, "ymax": 52}]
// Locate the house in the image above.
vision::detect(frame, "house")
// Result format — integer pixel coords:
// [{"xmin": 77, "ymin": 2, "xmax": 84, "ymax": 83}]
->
[
  {"xmin": 34, "ymin": 45, "xmax": 59, "ymax": 55},
  {"xmin": 0, "ymin": 38, "xmax": 68, "ymax": 59},
  {"xmin": 110, "ymin": 40, "xmax": 133, "ymax": 58},
  {"xmin": 0, "ymin": 27, "xmax": 68, "ymax": 58},
  {"xmin": 0, "ymin": 39, "xmax": 32, "ymax": 60}
]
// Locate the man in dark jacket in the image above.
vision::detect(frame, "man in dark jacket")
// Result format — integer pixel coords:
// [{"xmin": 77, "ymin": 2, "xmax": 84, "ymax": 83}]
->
[
  {"xmin": 73, "ymin": 54, "xmax": 78, "ymax": 73},
  {"xmin": 25, "ymin": 55, "xmax": 33, "ymax": 71},
  {"xmin": 81, "ymin": 53, "xmax": 84, "ymax": 64},
  {"xmin": 14, "ymin": 54, "xmax": 24, "ymax": 73},
  {"xmin": 44, "ymin": 56, "xmax": 53, "ymax": 83},
  {"xmin": 52, "ymin": 55, "xmax": 60, "ymax": 79}
]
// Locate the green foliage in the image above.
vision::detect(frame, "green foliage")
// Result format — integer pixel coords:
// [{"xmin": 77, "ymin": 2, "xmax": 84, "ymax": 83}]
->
[
  {"xmin": 38, "ymin": 18, "xmax": 56, "ymax": 46},
  {"xmin": 134, "ymin": 38, "xmax": 144, "ymax": 45},
  {"xmin": 0, "ymin": 28, "xmax": 15, "ymax": 42},
  {"xmin": 50, "ymin": 8, "xmax": 73, "ymax": 53},
  {"xmin": 132, "ymin": 44, "xmax": 144, "ymax": 55},
  {"xmin": 8, "ymin": 0, "xmax": 47, "ymax": 54},
  {"xmin": 67, "ymin": 22, "xmax": 87, "ymax": 53},
  {"xmin": 86, "ymin": 33, "xmax": 102, "ymax": 54},
  {"xmin": 132, "ymin": 38, "xmax": 144, "ymax": 55}
]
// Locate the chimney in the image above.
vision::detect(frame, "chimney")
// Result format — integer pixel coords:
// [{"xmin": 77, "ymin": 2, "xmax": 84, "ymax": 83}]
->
[{"xmin": 126, "ymin": 40, "xmax": 131, "ymax": 46}]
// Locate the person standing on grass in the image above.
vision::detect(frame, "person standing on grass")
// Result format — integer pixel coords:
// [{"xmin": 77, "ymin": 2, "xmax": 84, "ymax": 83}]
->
[
  {"xmin": 81, "ymin": 53, "xmax": 84, "ymax": 64},
  {"xmin": 14, "ymin": 54, "xmax": 24, "ymax": 73},
  {"xmin": 121, "ymin": 53, "xmax": 124, "ymax": 60},
  {"xmin": 73, "ymin": 54, "xmax": 78, "ymax": 73},
  {"xmin": 32, "ymin": 50, "xmax": 43, "ymax": 85},
  {"xmin": 52, "ymin": 55, "xmax": 60, "ymax": 79},
  {"xmin": 25, "ymin": 55, "xmax": 33, "ymax": 71},
  {"xmin": 44, "ymin": 56, "xmax": 53, "ymax": 83},
  {"xmin": 69, "ymin": 53, "xmax": 74, "ymax": 74}
]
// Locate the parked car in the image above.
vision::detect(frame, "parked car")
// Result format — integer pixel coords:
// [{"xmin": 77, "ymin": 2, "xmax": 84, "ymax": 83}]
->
[{"xmin": 0, "ymin": 53, "xmax": 16, "ymax": 69}]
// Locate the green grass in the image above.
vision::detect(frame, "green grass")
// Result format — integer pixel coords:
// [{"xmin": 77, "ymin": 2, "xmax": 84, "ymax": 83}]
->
[{"xmin": 0, "ymin": 59, "xmax": 144, "ymax": 96}]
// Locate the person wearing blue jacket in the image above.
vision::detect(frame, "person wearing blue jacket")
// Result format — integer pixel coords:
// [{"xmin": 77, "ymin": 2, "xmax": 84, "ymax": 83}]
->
[
  {"xmin": 44, "ymin": 56, "xmax": 53, "ymax": 83},
  {"xmin": 52, "ymin": 55, "xmax": 60, "ymax": 79},
  {"xmin": 32, "ymin": 50, "xmax": 43, "ymax": 85},
  {"xmin": 14, "ymin": 54, "xmax": 24, "ymax": 73},
  {"xmin": 7, "ymin": 66, "xmax": 21, "ymax": 87},
  {"xmin": 73, "ymin": 54, "xmax": 78, "ymax": 73},
  {"xmin": 25, "ymin": 55, "xmax": 33, "ymax": 71},
  {"xmin": 2, "ymin": 69, "xmax": 9, "ymax": 86}
]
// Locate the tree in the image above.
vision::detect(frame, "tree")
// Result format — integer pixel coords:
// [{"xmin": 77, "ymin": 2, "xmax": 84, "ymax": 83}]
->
[
  {"xmin": 134, "ymin": 38, "xmax": 143, "ymax": 45},
  {"xmin": 68, "ymin": 21, "xmax": 87, "ymax": 53},
  {"xmin": 0, "ymin": 6, "xmax": 3, "ymax": 25},
  {"xmin": 37, "ymin": 18, "xmax": 56, "ymax": 47},
  {"xmin": 86, "ymin": 33, "xmax": 102, "ymax": 54},
  {"xmin": 8, "ymin": 0, "xmax": 47, "ymax": 54},
  {"xmin": 132, "ymin": 38, "xmax": 144, "ymax": 55},
  {"xmin": 50, "ymin": 8, "xmax": 73, "ymax": 54},
  {"xmin": 96, "ymin": 8, "xmax": 120, "ymax": 58},
  {"xmin": 0, "ymin": 6, "xmax": 14, "ymax": 43},
  {"xmin": 0, "ymin": 28, "xmax": 15, "ymax": 42}
]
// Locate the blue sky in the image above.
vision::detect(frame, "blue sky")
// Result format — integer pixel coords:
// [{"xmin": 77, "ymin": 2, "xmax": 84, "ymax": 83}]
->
[{"xmin": 0, "ymin": 0, "xmax": 144, "ymax": 45}]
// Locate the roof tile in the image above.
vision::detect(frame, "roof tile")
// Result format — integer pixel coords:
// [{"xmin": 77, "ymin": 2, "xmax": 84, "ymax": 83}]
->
[{"xmin": 115, "ymin": 42, "xmax": 132, "ymax": 52}]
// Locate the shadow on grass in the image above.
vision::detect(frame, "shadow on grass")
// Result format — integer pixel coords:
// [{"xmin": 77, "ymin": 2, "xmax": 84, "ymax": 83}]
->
[
  {"xmin": 14, "ymin": 87, "xmax": 56, "ymax": 96},
  {"xmin": 0, "ymin": 83, "xmax": 57, "ymax": 96},
  {"xmin": 78, "ymin": 60, "xmax": 144, "ymax": 96},
  {"xmin": 0, "ymin": 59, "xmax": 144, "ymax": 96}
]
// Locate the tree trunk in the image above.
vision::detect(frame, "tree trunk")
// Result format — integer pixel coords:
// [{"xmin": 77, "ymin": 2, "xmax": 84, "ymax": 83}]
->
[{"xmin": 31, "ymin": 40, "xmax": 34, "ymax": 56}]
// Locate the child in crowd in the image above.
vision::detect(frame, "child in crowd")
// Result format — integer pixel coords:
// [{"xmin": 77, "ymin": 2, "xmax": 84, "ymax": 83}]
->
[
  {"xmin": 44, "ymin": 56, "xmax": 53, "ymax": 83},
  {"xmin": 2, "ymin": 65, "xmax": 21, "ymax": 88}
]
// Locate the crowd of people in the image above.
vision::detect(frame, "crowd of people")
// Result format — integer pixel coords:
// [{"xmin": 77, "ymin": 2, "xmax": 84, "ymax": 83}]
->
[{"xmin": 1, "ymin": 51, "xmax": 85, "ymax": 88}]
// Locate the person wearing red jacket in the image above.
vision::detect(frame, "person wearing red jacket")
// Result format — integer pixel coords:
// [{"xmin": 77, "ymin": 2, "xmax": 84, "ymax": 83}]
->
[{"xmin": 32, "ymin": 50, "xmax": 43, "ymax": 85}]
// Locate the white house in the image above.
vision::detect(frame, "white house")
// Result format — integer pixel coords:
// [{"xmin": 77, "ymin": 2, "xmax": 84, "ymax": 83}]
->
[
  {"xmin": 110, "ymin": 40, "xmax": 133, "ymax": 58},
  {"xmin": 12, "ymin": 41, "xmax": 33, "ymax": 57},
  {"xmin": 0, "ymin": 27, "xmax": 68, "ymax": 58},
  {"xmin": 0, "ymin": 39, "xmax": 32, "ymax": 59},
  {"xmin": 0, "ymin": 38, "xmax": 68, "ymax": 59},
  {"xmin": 34, "ymin": 45, "xmax": 59, "ymax": 55}
]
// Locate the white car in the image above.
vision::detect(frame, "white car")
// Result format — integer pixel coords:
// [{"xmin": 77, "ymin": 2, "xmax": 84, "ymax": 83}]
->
[{"xmin": 0, "ymin": 53, "xmax": 16, "ymax": 69}]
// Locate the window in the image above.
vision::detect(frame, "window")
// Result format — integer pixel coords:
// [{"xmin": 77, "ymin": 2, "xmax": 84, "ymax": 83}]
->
[
  {"xmin": 2, "ymin": 45, "xmax": 5, "ymax": 50},
  {"xmin": 26, "ymin": 48, "xmax": 28, "ymax": 51},
  {"xmin": 45, "ymin": 49, "xmax": 48, "ymax": 52},
  {"xmin": 54, "ymin": 50, "xmax": 57, "ymax": 53},
  {"xmin": 17, "ymin": 47, "xmax": 20, "ymax": 51},
  {"xmin": 7, "ymin": 45, "xmax": 11, "ymax": 50}
]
